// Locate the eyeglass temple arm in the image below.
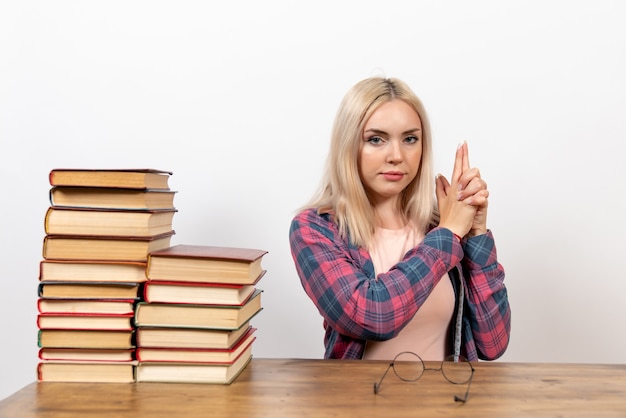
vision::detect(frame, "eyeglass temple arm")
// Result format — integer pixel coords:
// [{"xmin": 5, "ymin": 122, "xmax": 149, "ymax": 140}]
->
[
  {"xmin": 454, "ymin": 369, "xmax": 474, "ymax": 403},
  {"xmin": 373, "ymin": 363, "xmax": 394, "ymax": 394}
]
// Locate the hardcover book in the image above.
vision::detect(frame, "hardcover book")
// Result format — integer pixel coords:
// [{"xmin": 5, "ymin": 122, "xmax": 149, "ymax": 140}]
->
[
  {"xmin": 44, "ymin": 207, "xmax": 176, "ymax": 237},
  {"xmin": 142, "ymin": 279, "xmax": 260, "ymax": 305},
  {"xmin": 37, "ymin": 313, "xmax": 135, "ymax": 331},
  {"xmin": 147, "ymin": 244, "xmax": 268, "ymax": 285},
  {"xmin": 39, "ymin": 260, "xmax": 148, "ymax": 283},
  {"xmin": 136, "ymin": 328, "xmax": 256, "ymax": 363},
  {"xmin": 38, "ymin": 282, "xmax": 140, "ymax": 299},
  {"xmin": 37, "ymin": 361, "xmax": 136, "ymax": 383},
  {"xmin": 49, "ymin": 186, "xmax": 176, "ymax": 210},
  {"xmin": 38, "ymin": 348, "xmax": 135, "ymax": 362},
  {"xmin": 38, "ymin": 329, "xmax": 135, "ymax": 349},
  {"xmin": 49, "ymin": 168, "xmax": 172, "ymax": 190},
  {"xmin": 38, "ymin": 299, "xmax": 136, "ymax": 315},
  {"xmin": 42, "ymin": 231, "xmax": 175, "ymax": 262},
  {"xmin": 136, "ymin": 323, "xmax": 252, "ymax": 349},
  {"xmin": 135, "ymin": 344, "xmax": 253, "ymax": 384},
  {"xmin": 134, "ymin": 289, "xmax": 263, "ymax": 330}
]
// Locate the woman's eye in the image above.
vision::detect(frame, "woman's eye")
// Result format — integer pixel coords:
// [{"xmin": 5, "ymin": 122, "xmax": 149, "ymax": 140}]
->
[
  {"xmin": 404, "ymin": 135, "xmax": 420, "ymax": 144},
  {"xmin": 367, "ymin": 136, "xmax": 383, "ymax": 145}
]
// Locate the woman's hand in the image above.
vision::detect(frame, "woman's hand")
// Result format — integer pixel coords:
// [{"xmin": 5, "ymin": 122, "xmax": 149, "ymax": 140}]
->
[
  {"xmin": 436, "ymin": 143, "xmax": 477, "ymax": 238},
  {"xmin": 456, "ymin": 142, "xmax": 489, "ymax": 237},
  {"xmin": 436, "ymin": 142, "xmax": 489, "ymax": 238}
]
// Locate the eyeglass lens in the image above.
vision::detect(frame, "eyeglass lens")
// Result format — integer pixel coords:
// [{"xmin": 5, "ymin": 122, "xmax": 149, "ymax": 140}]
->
[{"xmin": 392, "ymin": 352, "xmax": 472, "ymax": 384}]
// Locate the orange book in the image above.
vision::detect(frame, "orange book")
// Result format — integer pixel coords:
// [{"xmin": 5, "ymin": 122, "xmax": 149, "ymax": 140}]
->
[
  {"xmin": 37, "ymin": 313, "xmax": 134, "ymax": 331},
  {"xmin": 49, "ymin": 168, "xmax": 172, "ymax": 189},
  {"xmin": 147, "ymin": 244, "xmax": 268, "ymax": 285}
]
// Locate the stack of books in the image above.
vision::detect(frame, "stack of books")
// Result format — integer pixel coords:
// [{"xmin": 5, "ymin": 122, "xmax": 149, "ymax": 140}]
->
[
  {"xmin": 37, "ymin": 169, "xmax": 177, "ymax": 383},
  {"xmin": 134, "ymin": 244, "xmax": 267, "ymax": 384}
]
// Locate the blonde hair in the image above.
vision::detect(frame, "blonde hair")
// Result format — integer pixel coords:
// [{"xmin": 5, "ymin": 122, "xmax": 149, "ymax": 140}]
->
[{"xmin": 302, "ymin": 77, "xmax": 437, "ymax": 247}]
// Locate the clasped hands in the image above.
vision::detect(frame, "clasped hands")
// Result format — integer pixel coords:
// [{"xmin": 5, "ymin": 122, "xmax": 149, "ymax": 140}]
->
[{"xmin": 436, "ymin": 142, "xmax": 488, "ymax": 239}]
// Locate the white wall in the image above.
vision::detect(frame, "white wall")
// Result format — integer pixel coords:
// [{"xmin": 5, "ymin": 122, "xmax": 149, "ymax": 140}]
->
[{"xmin": 2, "ymin": 0, "xmax": 625, "ymax": 400}]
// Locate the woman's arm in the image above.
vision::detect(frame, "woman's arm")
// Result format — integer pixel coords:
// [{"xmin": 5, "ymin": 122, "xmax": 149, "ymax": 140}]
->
[
  {"xmin": 289, "ymin": 209, "xmax": 464, "ymax": 341},
  {"xmin": 461, "ymin": 232, "xmax": 511, "ymax": 359}
]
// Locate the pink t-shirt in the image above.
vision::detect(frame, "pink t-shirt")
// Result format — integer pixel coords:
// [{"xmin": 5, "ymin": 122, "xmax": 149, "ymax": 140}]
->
[{"xmin": 363, "ymin": 223, "xmax": 455, "ymax": 361}]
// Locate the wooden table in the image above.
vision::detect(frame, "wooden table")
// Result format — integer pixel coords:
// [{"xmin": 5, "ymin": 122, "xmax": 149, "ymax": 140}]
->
[{"xmin": 1, "ymin": 358, "xmax": 626, "ymax": 417}]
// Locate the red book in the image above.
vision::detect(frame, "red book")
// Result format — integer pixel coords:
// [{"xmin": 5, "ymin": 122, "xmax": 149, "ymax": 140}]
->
[
  {"xmin": 38, "ymin": 348, "xmax": 135, "ymax": 362},
  {"xmin": 37, "ymin": 312, "xmax": 134, "ymax": 331}
]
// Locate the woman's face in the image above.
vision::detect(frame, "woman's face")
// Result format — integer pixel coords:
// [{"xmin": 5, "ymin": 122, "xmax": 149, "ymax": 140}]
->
[{"xmin": 358, "ymin": 99, "xmax": 423, "ymax": 204}]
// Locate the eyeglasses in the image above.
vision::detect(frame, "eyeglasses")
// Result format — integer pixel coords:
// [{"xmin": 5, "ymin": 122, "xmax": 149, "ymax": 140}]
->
[{"xmin": 373, "ymin": 351, "xmax": 475, "ymax": 403}]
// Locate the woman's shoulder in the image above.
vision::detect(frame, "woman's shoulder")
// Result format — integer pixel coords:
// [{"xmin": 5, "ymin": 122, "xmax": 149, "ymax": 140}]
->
[
  {"xmin": 291, "ymin": 208, "xmax": 338, "ymax": 235},
  {"xmin": 292, "ymin": 207, "xmax": 333, "ymax": 223}
]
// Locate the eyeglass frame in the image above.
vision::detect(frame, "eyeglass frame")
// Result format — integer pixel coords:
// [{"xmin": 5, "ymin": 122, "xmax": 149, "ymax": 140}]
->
[{"xmin": 372, "ymin": 351, "xmax": 475, "ymax": 403}]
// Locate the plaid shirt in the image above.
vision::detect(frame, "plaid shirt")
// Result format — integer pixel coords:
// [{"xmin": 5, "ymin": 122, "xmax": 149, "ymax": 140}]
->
[{"xmin": 289, "ymin": 208, "xmax": 511, "ymax": 361}]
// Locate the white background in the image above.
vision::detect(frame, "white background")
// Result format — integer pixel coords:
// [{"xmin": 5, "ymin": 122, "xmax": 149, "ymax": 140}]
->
[{"xmin": 1, "ymin": 0, "xmax": 625, "ymax": 401}]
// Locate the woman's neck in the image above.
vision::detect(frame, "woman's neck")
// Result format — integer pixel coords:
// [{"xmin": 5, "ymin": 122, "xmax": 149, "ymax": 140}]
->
[{"xmin": 373, "ymin": 199, "xmax": 406, "ymax": 230}]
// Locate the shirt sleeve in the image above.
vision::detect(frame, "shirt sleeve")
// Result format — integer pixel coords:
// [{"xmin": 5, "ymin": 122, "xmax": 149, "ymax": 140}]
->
[
  {"xmin": 289, "ymin": 209, "xmax": 464, "ymax": 341},
  {"xmin": 461, "ymin": 232, "xmax": 512, "ymax": 360}
]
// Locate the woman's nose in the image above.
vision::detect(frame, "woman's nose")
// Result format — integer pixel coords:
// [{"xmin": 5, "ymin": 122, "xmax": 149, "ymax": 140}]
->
[{"xmin": 386, "ymin": 140, "xmax": 402, "ymax": 163}]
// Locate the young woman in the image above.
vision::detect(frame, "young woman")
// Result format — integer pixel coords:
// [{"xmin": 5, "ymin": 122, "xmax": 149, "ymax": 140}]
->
[{"xmin": 289, "ymin": 77, "xmax": 511, "ymax": 361}]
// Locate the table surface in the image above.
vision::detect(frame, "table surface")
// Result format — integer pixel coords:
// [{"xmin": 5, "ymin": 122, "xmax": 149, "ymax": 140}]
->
[{"xmin": 1, "ymin": 358, "xmax": 626, "ymax": 417}]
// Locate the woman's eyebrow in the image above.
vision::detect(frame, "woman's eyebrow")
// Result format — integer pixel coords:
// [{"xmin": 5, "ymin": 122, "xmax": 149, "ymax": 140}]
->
[{"xmin": 364, "ymin": 128, "xmax": 421, "ymax": 135}]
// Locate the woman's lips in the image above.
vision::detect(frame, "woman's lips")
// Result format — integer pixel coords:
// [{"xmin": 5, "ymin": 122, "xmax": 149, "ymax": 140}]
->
[{"xmin": 382, "ymin": 172, "xmax": 404, "ymax": 181}]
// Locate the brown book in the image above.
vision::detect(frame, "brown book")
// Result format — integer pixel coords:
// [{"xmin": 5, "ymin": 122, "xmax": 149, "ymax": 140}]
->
[
  {"xmin": 38, "ymin": 299, "xmax": 136, "ymax": 315},
  {"xmin": 142, "ymin": 279, "xmax": 261, "ymax": 305},
  {"xmin": 37, "ymin": 361, "xmax": 136, "ymax": 383},
  {"xmin": 49, "ymin": 168, "xmax": 172, "ymax": 189},
  {"xmin": 44, "ymin": 207, "xmax": 176, "ymax": 237},
  {"xmin": 38, "ymin": 282, "xmax": 140, "ymax": 299},
  {"xmin": 39, "ymin": 260, "xmax": 148, "ymax": 283},
  {"xmin": 136, "ymin": 328, "xmax": 256, "ymax": 363},
  {"xmin": 49, "ymin": 186, "xmax": 176, "ymax": 210},
  {"xmin": 135, "ymin": 289, "xmax": 263, "ymax": 330},
  {"xmin": 135, "ymin": 344, "xmax": 253, "ymax": 384},
  {"xmin": 37, "ymin": 313, "xmax": 134, "ymax": 330},
  {"xmin": 42, "ymin": 231, "xmax": 175, "ymax": 262},
  {"xmin": 38, "ymin": 329, "xmax": 135, "ymax": 349},
  {"xmin": 136, "ymin": 323, "xmax": 252, "ymax": 349},
  {"xmin": 38, "ymin": 348, "xmax": 134, "ymax": 362},
  {"xmin": 147, "ymin": 244, "xmax": 268, "ymax": 285}
]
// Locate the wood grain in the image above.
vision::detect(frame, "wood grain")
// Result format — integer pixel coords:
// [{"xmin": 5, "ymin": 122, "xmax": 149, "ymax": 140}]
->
[{"xmin": 1, "ymin": 359, "xmax": 625, "ymax": 417}]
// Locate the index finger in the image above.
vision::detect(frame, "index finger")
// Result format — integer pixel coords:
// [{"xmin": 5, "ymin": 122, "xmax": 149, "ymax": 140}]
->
[
  {"xmin": 451, "ymin": 143, "xmax": 464, "ymax": 183},
  {"xmin": 462, "ymin": 141, "xmax": 470, "ymax": 172}
]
